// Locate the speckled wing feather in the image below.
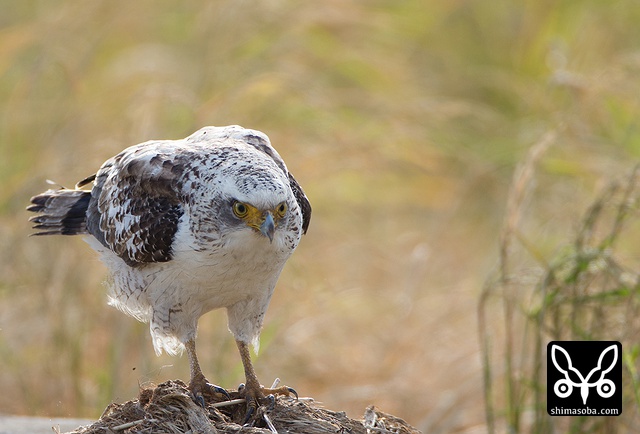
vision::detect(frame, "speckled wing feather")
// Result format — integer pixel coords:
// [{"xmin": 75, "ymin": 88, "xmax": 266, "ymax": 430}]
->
[{"xmin": 87, "ymin": 143, "xmax": 185, "ymax": 267}]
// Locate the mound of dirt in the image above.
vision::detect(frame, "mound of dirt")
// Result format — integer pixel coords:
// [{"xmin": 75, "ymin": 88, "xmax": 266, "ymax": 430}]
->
[{"xmin": 68, "ymin": 380, "xmax": 420, "ymax": 434}]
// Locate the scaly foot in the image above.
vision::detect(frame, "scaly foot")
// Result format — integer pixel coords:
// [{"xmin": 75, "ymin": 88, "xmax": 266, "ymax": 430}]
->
[
  {"xmin": 185, "ymin": 338, "xmax": 231, "ymax": 407},
  {"xmin": 189, "ymin": 374, "xmax": 231, "ymax": 408},
  {"xmin": 239, "ymin": 380, "xmax": 298, "ymax": 423}
]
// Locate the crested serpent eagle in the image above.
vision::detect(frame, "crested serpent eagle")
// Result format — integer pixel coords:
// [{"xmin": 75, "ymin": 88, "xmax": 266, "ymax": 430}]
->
[{"xmin": 28, "ymin": 125, "xmax": 311, "ymax": 420}]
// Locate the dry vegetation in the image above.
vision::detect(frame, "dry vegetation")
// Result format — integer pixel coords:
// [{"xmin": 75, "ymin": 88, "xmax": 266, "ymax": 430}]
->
[
  {"xmin": 480, "ymin": 144, "xmax": 640, "ymax": 432},
  {"xmin": 2, "ymin": 1, "xmax": 640, "ymax": 433},
  {"xmin": 67, "ymin": 380, "xmax": 419, "ymax": 434}
]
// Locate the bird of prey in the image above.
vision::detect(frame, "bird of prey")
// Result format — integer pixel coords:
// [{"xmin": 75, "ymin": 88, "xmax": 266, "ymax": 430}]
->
[{"xmin": 27, "ymin": 125, "xmax": 311, "ymax": 419}]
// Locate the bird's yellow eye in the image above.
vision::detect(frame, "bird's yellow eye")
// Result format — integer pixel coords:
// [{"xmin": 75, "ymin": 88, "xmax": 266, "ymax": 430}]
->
[
  {"xmin": 275, "ymin": 202, "xmax": 287, "ymax": 218},
  {"xmin": 232, "ymin": 201, "xmax": 249, "ymax": 218}
]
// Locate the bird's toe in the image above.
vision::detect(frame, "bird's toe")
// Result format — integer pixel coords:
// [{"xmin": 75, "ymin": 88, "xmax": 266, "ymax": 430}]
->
[
  {"xmin": 262, "ymin": 385, "xmax": 298, "ymax": 399},
  {"xmin": 189, "ymin": 378, "xmax": 230, "ymax": 407},
  {"xmin": 208, "ymin": 382, "xmax": 231, "ymax": 401},
  {"xmin": 238, "ymin": 381, "xmax": 297, "ymax": 425}
]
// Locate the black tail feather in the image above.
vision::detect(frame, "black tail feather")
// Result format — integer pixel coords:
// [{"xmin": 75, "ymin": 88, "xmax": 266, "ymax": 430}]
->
[{"xmin": 27, "ymin": 189, "xmax": 91, "ymax": 236}]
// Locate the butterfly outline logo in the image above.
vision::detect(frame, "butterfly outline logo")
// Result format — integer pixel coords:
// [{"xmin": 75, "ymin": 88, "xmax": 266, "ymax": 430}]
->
[{"xmin": 551, "ymin": 343, "xmax": 617, "ymax": 405}]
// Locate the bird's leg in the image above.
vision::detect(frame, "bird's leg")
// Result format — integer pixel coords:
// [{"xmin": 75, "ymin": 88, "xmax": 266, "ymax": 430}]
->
[
  {"xmin": 236, "ymin": 340, "xmax": 297, "ymax": 422},
  {"xmin": 185, "ymin": 338, "xmax": 230, "ymax": 406},
  {"xmin": 186, "ymin": 338, "xmax": 206, "ymax": 390}
]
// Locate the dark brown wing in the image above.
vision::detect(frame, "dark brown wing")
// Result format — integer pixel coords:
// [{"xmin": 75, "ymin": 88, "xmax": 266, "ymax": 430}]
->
[
  {"xmin": 288, "ymin": 172, "xmax": 311, "ymax": 234},
  {"xmin": 87, "ymin": 145, "xmax": 185, "ymax": 267}
]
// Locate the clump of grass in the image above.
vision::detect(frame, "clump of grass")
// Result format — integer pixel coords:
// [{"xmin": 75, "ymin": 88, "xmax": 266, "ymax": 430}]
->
[{"xmin": 479, "ymin": 136, "xmax": 640, "ymax": 433}]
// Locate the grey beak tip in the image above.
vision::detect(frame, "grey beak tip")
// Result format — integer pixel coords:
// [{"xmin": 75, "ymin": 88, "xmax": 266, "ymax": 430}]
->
[{"xmin": 260, "ymin": 213, "xmax": 276, "ymax": 242}]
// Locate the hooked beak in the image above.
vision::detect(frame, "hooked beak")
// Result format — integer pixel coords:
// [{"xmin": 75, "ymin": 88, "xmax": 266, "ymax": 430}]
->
[{"xmin": 259, "ymin": 212, "xmax": 275, "ymax": 242}]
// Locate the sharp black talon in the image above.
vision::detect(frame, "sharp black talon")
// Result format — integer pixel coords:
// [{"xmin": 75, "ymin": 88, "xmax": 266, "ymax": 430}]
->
[
  {"xmin": 287, "ymin": 387, "xmax": 299, "ymax": 400},
  {"xmin": 195, "ymin": 394, "xmax": 206, "ymax": 409},
  {"xmin": 266, "ymin": 394, "xmax": 276, "ymax": 411},
  {"xmin": 210, "ymin": 384, "xmax": 231, "ymax": 400},
  {"xmin": 242, "ymin": 404, "xmax": 255, "ymax": 425}
]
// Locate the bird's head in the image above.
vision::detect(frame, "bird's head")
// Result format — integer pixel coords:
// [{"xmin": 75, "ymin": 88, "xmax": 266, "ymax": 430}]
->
[
  {"xmin": 213, "ymin": 154, "xmax": 298, "ymax": 246},
  {"xmin": 190, "ymin": 145, "xmax": 302, "ymax": 250}
]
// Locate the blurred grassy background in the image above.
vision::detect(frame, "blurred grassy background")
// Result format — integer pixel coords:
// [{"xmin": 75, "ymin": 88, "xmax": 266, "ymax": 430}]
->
[{"xmin": 2, "ymin": 0, "xmax": 640, "ymax": 432}]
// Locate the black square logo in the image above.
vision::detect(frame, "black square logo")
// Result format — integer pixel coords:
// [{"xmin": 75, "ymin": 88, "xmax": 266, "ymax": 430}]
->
[{"xmin": 547, "ymin": 341, "xmax": 622, "ymax": 416}]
